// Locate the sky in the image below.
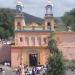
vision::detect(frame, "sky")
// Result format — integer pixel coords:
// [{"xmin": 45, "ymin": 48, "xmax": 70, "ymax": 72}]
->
[{"xmin": 0, "ymin": 0, "xmax": 75, "ymax": 18}]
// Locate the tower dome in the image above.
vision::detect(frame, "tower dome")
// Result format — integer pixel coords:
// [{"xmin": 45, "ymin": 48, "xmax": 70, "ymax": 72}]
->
[
  {"xmin": 16, "ymin": 0, "xmax": 23, "ymax": 13},
  {"xmin": 17, "ymin": 0, "xmax": 23, "ymax": 7},
  {"xmin": 45, "ymin": 0, "xmax": 53, "ymax": 16},
  {"xmin": 48, "ymin": 0, "xmax": 53, "ymax": 6}
]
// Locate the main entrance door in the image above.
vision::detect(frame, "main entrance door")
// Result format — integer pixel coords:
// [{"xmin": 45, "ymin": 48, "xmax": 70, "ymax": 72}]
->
[{"xmin": 29, "ymin": 54, "xmax": 38, "ymax": 66}]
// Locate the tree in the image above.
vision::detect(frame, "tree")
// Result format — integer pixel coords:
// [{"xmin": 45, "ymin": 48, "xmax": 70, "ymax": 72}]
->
[
  {"xmin": 0, "ymin": 8, "xmax": 14, "ymax": 39},
  {"xmin": 62, "ymin": 8, "xmax": 75, "ymax": 31},
  {"xmin": 0, "ymin": 27, "xmax": 5, "ymax": 39},
  {"xmin": 47, "ymin": 32, "xmax": 65, "ymax": 75}
]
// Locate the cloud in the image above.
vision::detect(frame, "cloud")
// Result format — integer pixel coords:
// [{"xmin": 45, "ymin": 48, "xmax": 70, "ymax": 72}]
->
[
  {"xmin": 53, "ymin": 0, "xmax": 75, "ymax": 17},
  {"xmin": 0, "ymin": 0, "xmax": 75, "ymax": 18}
]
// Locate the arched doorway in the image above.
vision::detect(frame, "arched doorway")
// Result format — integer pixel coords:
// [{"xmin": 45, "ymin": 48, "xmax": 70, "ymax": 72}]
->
[
  {"xmin": 47, "ymin": 22, "xmax": 51, "ymax": 30},
  {"xmin": 29, "ymin": 54, "xmax": 38, "ymax": 66},
  {"xmin": 17, "ymin": 22, "xmax": 21, "ymax": 30}
]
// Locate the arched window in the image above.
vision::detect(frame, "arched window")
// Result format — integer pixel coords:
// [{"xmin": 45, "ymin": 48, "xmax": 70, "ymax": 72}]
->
[
  {"xmin": 46, "ymin": 5, "xmax": 52, "ymax": 15},
  {"xmin": 37, "ymin": 37, "xmax": 41, "ymax": 45},
  {"xmin": 31, "ymin": 37, "xmax": 35, "ymax": 46},
  {"xmin": 43, "ymin": 38, "xmax": 47, "ymax": 44},
  {"xmin": 20, "ymin": 37, "xmax": 23, "ymax": 42},
  {"xmin": 17, "ymin": 22, "xmax": 21, "ymax": 30},
  {"xmin": 47, "ymin": 22, "xmax": 51, "ymax": 30},
  {"xmin": 25, "ymin": 37, "xmax": 29, "ymax": 45}
]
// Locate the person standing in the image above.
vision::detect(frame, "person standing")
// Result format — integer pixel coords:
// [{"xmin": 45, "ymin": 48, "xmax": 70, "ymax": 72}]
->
[
  {"xmin": 2, "ymin": 70, "xmax": 5, "ymax": 75},
  {"xmin": 32, "ymin": 67, "xmax": 35, "ymax": 75}
]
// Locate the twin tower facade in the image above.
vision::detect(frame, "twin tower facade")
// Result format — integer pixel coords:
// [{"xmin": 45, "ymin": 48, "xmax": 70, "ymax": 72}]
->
[{"xmin": 11, "ymin": 0, "xmax": 55, "ymax": 68}]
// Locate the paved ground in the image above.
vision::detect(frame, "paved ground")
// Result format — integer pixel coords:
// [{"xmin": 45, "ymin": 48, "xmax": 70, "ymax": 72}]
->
[
  {"xmin": 0, "ymin": 65, "xmax": 75, "ymax": 75},
  {"xmin": 65, "ymin": 69, "xmax": 75, "ymax": 75},
  {"xmin": 0, "ymin": 65, "xmax": 17, "ymax": 75}
]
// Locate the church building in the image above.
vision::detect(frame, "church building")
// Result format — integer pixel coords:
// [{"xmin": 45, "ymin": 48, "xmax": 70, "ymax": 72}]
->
[{"xmin": 11, "ymin": 0, "xmax": 75, "ymax": 68}]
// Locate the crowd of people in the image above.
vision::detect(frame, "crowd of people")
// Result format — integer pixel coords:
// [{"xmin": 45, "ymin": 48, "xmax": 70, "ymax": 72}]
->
[{"xmin": 16, "ymin": 64, "xmax": 47, "ymax": 75}]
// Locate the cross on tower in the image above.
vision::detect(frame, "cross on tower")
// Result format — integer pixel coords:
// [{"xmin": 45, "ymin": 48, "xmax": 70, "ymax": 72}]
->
[{"xmin": 48, "ymin": 0, "xmax": 53, "ymax": 6}]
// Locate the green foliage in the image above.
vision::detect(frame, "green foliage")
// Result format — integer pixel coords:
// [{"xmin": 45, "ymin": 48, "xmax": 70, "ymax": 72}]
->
[
  {"xmin": 48, "ymin": 32, "xmax": 58, "ymax": 53},
  {"xmin": 0, "ymin": 27, "xmax": 5, "ymax": 39},
  {"xmin": 47, "ymin": 32, "xmax": 65, "ymax": 75},
  {"xmin": 62, "ymin": 8, "xmax": 75, "ymax": 31},
  {"xmin": 0, "ymin": 8, "xmax": 14, "ymax": 39},
  {"xmin": 55, "ymin": 25, "xmax": 67, "ymax": 31},
  {"xmin": 47, "ymin": 53, "xmax": 65, "ymax": 75}
]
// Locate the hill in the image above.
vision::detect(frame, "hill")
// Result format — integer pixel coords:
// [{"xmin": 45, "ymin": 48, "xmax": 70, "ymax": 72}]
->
[
  {"xmin": 54, "ymin": 17, "xmax": 66, "ymax": 31},
  {"xmin": 0, "ymin": 8, "xmax": 66, "ymax": 39},
  {"xmin": 23, "ymin": 13, "xmax": 44, "ymax": 24},
  {"xmin": 0, "ymin": 8, "xmax": 44, "ymax": 39}
]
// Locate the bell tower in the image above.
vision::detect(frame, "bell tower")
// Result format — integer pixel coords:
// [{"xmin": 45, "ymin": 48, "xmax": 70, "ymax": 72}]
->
[
  {"xmin": 45, "ymin": 0, "xmax": 55, "ymax": 31},
  {"xmin": 14, "ymin": 0, "xmax": 26, "ymax": 30}
]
